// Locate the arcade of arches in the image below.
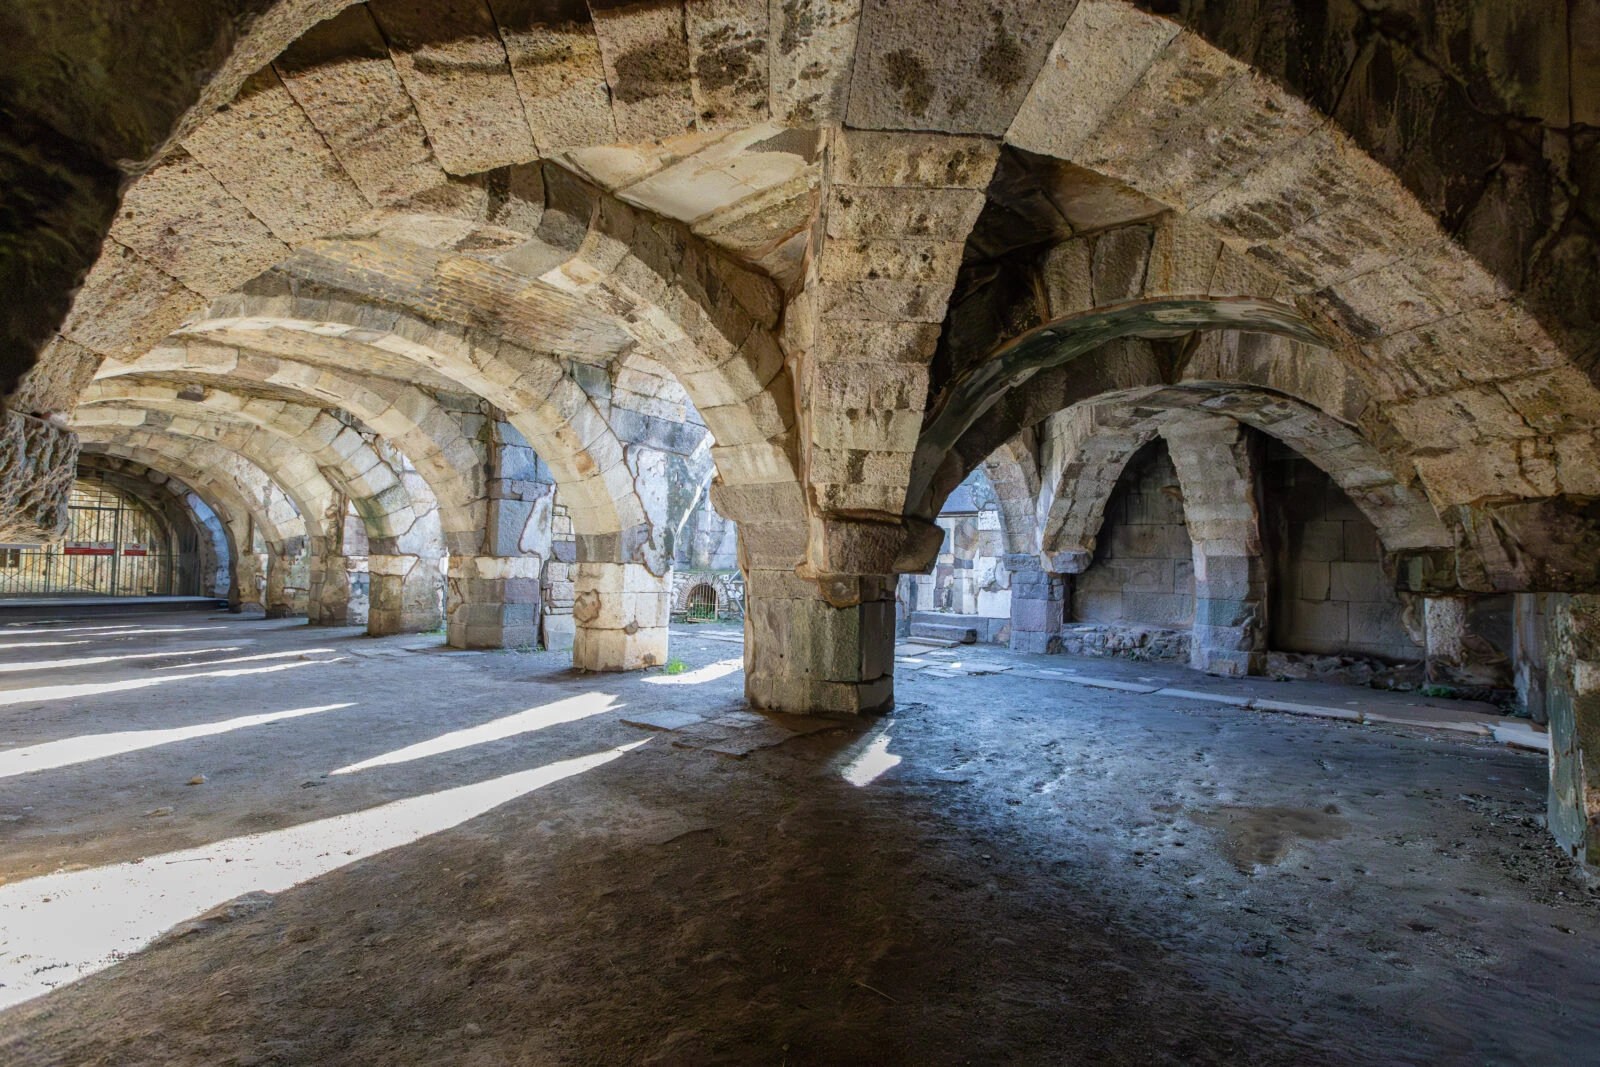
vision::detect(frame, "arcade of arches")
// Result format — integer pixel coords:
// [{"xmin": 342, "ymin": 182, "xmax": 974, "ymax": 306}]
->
[{"xmin": 4, "ymin": 0, "xmax": 1600, "ymax": 1060}]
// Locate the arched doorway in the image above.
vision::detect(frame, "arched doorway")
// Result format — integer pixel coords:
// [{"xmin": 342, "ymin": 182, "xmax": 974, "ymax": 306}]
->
[{"xmin": 0, "ymin": 472, "xmax": 189, "ymax": 597}]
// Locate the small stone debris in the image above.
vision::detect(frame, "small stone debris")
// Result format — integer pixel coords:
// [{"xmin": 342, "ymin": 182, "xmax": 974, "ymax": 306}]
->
[
  {"xmin": 144, "ymin": 807, "xmax": 173, "ymax": 818},
  {"xmin": 186, "ymin": 774, "xmax": 207, "ymax": 786}
]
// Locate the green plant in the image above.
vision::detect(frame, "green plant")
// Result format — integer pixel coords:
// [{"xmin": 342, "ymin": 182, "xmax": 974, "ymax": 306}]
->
[
  {"xmin": 1420, "ymin": 684, "xmax": 1456, "ymax": 698},
  {"xmin": 663, "ymin": 658, "xmax": 688, "ymax": 675}
]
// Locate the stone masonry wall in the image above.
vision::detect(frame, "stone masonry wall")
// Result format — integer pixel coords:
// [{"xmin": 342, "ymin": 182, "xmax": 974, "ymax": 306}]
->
[
  {"xmin": 1071, "ymin": 440, "xmax": 1195, "ymax": 630},
  {"xmin": 1262, "ymin": 442, "xmax": 1420, "ymax": 663},
  {"xmin": 0, "ymin": 411, "xmax": 78, "ymax": 543}
]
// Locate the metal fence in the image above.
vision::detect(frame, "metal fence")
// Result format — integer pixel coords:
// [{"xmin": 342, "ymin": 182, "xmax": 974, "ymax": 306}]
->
[{"xmin": 0, "ymin": 477, "xmax": 176, "ymax": 598}]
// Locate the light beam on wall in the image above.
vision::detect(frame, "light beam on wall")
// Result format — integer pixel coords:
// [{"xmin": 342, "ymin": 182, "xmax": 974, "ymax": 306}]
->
[
  {"xmin": 0, "ymin": 740, "xmax": 647, "ymax": 1010},
  {"xmin": 0, "ymin": 703, "xmax": 354, "ymax": 781},
  {"xmin": 330, "ymin": 692, "xmax": 621, "ymax": 775}
]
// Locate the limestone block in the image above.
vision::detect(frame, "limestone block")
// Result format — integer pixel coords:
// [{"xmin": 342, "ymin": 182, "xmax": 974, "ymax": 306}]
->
[
  {"xmin": 1329, "ymin": 561, "xmax": 1391, "ymax": 604},
  {"xmin": 60, "ymin": 243, "xmax": 207, "ymax": 358},
  {"xmin": 182, "ymin": 68, "xmax": 371, "ymax": 245},
  {"xmin": 1007, "ymin": 0, "xmax": 1180, "ymax": 161},
  {"xmin": 684, "ymin": 0, "xmax": 769, "ymax": 129},
  {"xmin": 367, "ymin": 0, "xmax": 539, "ymax": 174},
  {"xmin": 109, "ymin": 152, "xmax": 291, "ymax": 297},
  {"xmin": 827, "ymin": 186, "xmax": 987, "ymax": 244},
  {"xmin": 831, "ymin": 130, "xmax": 1000, "ymax": 189},
  {"xmin": 489, "ymin": 0, "xmax": 617, "ymax": 152},
  {"xmin": 274, "ymin": 5, "xmax": 445, "ymax": 205},
  {"xmin": 846, "ymin": 0, "xmax": 1074, "ymax": 135},
  {"xmin": 768, "ymin": 0, "xmax": 857, "ymax": 123},
  {"xmin": 574, "ymin": 625, "xmax": 668, "ymax": 671},
  {"xmin": 591, "ymin": 1, "xmax": 696, "ymax": 142},
  {"xmin": 1297, "ymin": 560, "xmax": 1331, "ymax": 601},
  {"xmin": 1076, "ymin": 33, "xmax": 1320, "ymax": 211}
]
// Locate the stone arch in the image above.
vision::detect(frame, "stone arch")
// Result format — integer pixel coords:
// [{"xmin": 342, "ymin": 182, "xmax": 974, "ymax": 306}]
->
[
  {"xmin": 978, "ymin": 438, "xmax": 1040, "ymax": 558},
  {"xmin": 75, "ymin": 429, "xmax": 306, "ymax": 615},
  {"xmin": 181, "ymin": 286, "xmax": 649, "ymax": 553},
  {"xmin": 77, "ymin": 381, "xmax": 443, "ymax": 548},
  {"xmin": 1035, "ymin": 386, "xmax": 1451, "ymax": 573},
  {"xmin": 999, "ymin": 0, "xmax": 1600, "ymax": 511},
  {"xmin": 75, "ymin": 452, "xmax": 233, "ymax": 600},
  {"xmin": 92, "ymin": 343, "xmax": 489, "ymax": 551},
  {"xmin": 73, "ymin": 408, "xmax": 334, "ymax": 545},
  {"xmin": 72, "ymin": 405, "xmax": 447, "ymax": 633}
]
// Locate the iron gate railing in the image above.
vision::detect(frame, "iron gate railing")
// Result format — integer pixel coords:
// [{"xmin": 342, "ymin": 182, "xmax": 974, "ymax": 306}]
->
[{"xmin": 0, "ymin": 477, "xmax": 176, "ymax": 598}]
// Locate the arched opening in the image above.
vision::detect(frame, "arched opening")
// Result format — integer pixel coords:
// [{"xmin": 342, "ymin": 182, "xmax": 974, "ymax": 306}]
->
[
  {"xmin": 0, "ymin": 470, "xmax": 201, "ymax": 598},
  {"xmin": 1062, "ymin": 438, "xmax": 1194, "ymax": 661}
]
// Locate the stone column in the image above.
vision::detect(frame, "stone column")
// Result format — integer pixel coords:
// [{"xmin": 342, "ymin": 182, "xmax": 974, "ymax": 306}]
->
[
  {"xmin": 445, "ymin": 420, "xmax": 550, "ymax": 650},
  {"xmin": 1163, "ymin": 417, "xmax": 1267, "ymax": 676},
  {"xmin": 571, "ymin": 445, "xmax": 671, "ymax": 671},
  {"xmin": 265, "ymin": 541, "xmax": 311, "ymax": 618},
  {"xmin": 232, "ymin": 550, "xmax": 266, "ymax": 613},
  {"xmin": 571, "ymin": 557, "xmax": 670, "ymax": 670},
  {"xmin": 1006, "ymin": 553, "xmax": 1065, "ymax": 653},
  {"xmin": 264, "ymin": 546, "xmax": 293, "ymax": 618},
  {"xmin": 366, "ymin": 549, "xmax": 444, "ymax": 635},
  {"xmin": 744, "ymin": 570, "xmax": 895, "ymax": 715},
  {"xmin": 1545, "ymin": 594, "xmax": 1600, "ymax": 867},
  {"xmin": 448, "ymin": 555, "xmax": 541, "ymax": 649}
]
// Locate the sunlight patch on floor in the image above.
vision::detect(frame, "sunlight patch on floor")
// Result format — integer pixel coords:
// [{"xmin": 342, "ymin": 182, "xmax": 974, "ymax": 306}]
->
[
  {"xmin": 840, "ymin": 720, "xmax": 902, "ymax": 788},
  {"xmin": 0, "ymin": 658, "xmax": 346, "ymax": 708},
  {"xmin": 0, "ymin": 703, "xmax": 355, "ymax": 780},
  {"xmin": 643, "ymin": 658, "xmax": 743, "ymax": 686},
  {"xmin": 331, "ymin": 692, "xmax": 621, "ymax": 775},
  {"xmin": 153, "ymin": 648, "xmax": 335, "ymax": 670},
  {"xmin": 0, "ymin": 740, "xmax": 648, "ymax": 1010},
  {"xmin": 0, "ymin": 639, "xmax": 93, "ymax": 650},
  {"xmin": 0, "ymin": 646, "xmax": 242, "ymax": 674},
  {"xmin": 0, "ymin": 625, "xmax": 226, "ymax": 638}
]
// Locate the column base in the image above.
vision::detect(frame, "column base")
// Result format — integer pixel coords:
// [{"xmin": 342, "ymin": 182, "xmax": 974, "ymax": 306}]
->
[
  {"xmin": 571, "ymin": 561, "xmax": 669, "ymax": 670},
  {"xmin": 367, "ymin": 554, "xmax": 444, "ymax": 636},
  {"xmin": 447, "ymin": 556, "xmax": 541, "ymax": 649},
  {"xmin": 744, "ymin": 570, "xmax": 895, "ymax": 716}
]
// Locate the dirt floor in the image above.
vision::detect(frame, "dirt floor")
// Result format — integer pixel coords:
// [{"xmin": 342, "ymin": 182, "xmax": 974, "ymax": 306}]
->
[{"xmin": 0, "ymin": 611, "xmax": 1597, "ymax": 1065}]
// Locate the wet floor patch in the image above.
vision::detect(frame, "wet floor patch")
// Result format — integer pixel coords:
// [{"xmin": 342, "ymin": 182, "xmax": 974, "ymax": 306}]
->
[{"xmin": 1190, "ymin": 804, "xmax": 1348, "ymax": 871}]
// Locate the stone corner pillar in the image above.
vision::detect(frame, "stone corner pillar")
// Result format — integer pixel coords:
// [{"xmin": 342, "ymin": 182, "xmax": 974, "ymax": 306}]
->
[
  {"xmin": 1162, "ymin": 416, "xmax": 1267, "ymax": 677},
  {"xmin": 572, "ymin": 557, "xmax": 670, "ymax": 671},
  {"xmin": 447, "ymin": 555, "xmax": 541, "ymax": 650},
  {"xmin": 1005, "ymin": 553, "xmax": 1065, "ymax": 654},
  {"xmin": 366, "ymin": 550, "xmax": 444, "ymax": 635},
  {"xmin": 1545, "ymin": 594, "xmax": 1600, "ymax": 868},
  {"xmin": 744, "ymin": 569, "xmax": 895, "ymax": 716}
]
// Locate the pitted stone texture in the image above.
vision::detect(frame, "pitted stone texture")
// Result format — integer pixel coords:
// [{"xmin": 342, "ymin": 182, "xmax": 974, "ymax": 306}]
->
[
  {"xmin": 367, "ymin": 0, "xmax": 540, "ymax": 175},
  {"xmin": 768, "ymin": 0, "xmax": 859, "ymax": 124},
  {"xmin": 745, "ymin": 568, "xmax": 896, "ymax": 716},
  {"xmin": 0, "ymin": 412, "xmax": 78, "ymax": 544},
  {"xmin": 847, "ymin": 0, "xmax": 1075, "ymax": 135}
]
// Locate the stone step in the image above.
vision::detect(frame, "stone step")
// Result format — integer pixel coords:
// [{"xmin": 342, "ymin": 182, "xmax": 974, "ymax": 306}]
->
[{"xmin": 910, "ymin": 621, "xmax": 978, "ymax": 644}]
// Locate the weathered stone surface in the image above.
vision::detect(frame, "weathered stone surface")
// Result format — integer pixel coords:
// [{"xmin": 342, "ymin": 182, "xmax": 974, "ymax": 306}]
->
[
  {"xmin": 367, "ymin": 0, "xmax": 540, "ymax": 174},
  {"xmin": 0, "ymin": 412, "xmax": 78, "ymax": 543}
]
